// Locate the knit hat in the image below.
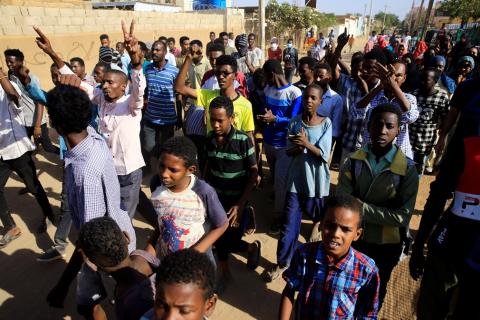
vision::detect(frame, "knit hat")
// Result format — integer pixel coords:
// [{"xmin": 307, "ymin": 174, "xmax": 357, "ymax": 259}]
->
[
  {"xmin": 235, "ymin": 34, "xmax": 248, "ymax": 57},
  {"xmin": 459, "ymin": 55, "xmax": 475, "ymax": 69},
  {"xmin": 99, "ymin": 46, "xmax": 113, "ymax": 63}
]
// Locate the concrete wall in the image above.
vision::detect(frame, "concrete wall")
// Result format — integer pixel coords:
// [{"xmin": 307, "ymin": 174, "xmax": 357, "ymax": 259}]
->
[{"xmin": 0, "ymin": 4, "xmax": 244, "ymax": 89}]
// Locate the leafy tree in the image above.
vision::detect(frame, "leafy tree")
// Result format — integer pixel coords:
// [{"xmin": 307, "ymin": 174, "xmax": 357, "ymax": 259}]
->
[
  {"xmin": 374, "ymin": 12, "xmax": 401, "ymax": 28},
  {"xmin": 440, "ymin": 0, "xmax": 480, "ymax": 23}
]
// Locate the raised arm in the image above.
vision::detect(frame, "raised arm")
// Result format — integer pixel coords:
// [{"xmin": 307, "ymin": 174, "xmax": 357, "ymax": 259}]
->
[
  {"xmin": 174, "ymin": 53, "xmax": 198, "ymax": 99},
  {"xmin": 34, "ymin": 26, "xmax": 65, "ymax": 69},
  {"xmin": 328, "ymin": 28, "xmax": 350, "ymax": 82}
]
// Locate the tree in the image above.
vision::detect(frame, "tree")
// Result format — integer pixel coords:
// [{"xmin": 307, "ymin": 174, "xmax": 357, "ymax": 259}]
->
[
  {"xmin": 440, "ymin": 0, "xmax": 480, "ymax": 23},
  {"xmin": 374, "ymin": 12, "xmax": 400, "ymax": 29}
]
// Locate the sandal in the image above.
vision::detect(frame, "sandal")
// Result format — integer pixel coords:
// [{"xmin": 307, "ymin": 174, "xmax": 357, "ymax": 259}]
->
[
  {"xmin": 0, "ymin": 227, "xmax": 21, "ymax": 249},
  {"xmin": 263, "ymin": 264, "xmax": 287, "ymax": 282},
  {"xmin": 247, "ymin": 240, "xmax": 261, "ymax": 270}
]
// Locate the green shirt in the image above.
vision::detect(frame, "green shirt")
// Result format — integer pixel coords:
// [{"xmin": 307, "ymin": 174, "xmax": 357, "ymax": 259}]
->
[{"xmin": 365, "ymin": 145, "xmax": 398, "ymax": 175}]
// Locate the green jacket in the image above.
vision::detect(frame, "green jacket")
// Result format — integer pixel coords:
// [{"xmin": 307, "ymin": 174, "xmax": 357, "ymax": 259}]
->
[{"xmin": 336, "ymin": 147, "xmax": 419, "ymax": 244}]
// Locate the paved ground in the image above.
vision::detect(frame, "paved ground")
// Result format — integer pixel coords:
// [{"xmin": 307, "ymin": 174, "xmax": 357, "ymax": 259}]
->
[{"xmin": 0, "ymin": 38, "xmax": 431, "ymax": 319}]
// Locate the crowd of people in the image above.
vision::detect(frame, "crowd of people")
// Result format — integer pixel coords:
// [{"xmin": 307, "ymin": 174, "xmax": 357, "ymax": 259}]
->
[{"xmin": 0, "ymin": 18, "xmax": 479, "ymax": 319}]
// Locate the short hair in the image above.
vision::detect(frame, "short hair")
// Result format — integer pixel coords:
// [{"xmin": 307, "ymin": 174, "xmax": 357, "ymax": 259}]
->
[
  {"xmin": 252, "ymin": 68, "xmax": 266, "ymax": 89},
  {"xmin": 167, "ymin": 37, "xmax": 175, "ymax": 44},
  {"xmin": 106, "ymin": 69, "xmax": 128, "ymax": 85},
  {"xmin": 207, "ymin": 43, "xmax": 225, "ymax": 54},
  {"xmin": 423, "ymin": 67, "xmax": 441, "ymax": 82},
  {"xmin": 139, "ymin": 41, "xmax": 148, "ymax": 53},
  {"xmin": 210, "ymin": 31, "xmax": 215, "ymax": 36},
  {"xmin": 116, "ymin": 42, "xmax": 124, "ymax": 48},
  {"xmin": 369, "ymin": 103, "xmax": 403, "ymax": 127},
  {"xmin": 263, "ymin": 59, "xmax": 283, "ymax": 75},
  {"xmin": 158, "ymin": 36, "xmax": 168, "ymax": 43},
  {"xmin": 151, "ymin": 40, "xmax": 167, "ymax": 50},
  {"xmin": 78, "ymin": 217, "xmax": 128, "ymax": 268},
  {"xmin": 351, "ymin": 51, "xmax": 364, "ymax": 65},
  {"xmin": 156, "ymin": 249, "xmax": 215, "ymax": 300},
  {"xmin": 209, "ymin": 96, "xmax": 234, "ymax": 117},
  {"xmin": 95, "ymin": 62, "xmax": 111, "ymax": 72},
  {"xmin": 304, "ymin": 83, "xmax": 324, "ymax": 96},
  {"xmin": 213, "ymin": 38, "xmax": 224, "ymax": 45},
  {"xmin": 99, "ymin": 34, "xmax": 109, "ymax": 41},
  {"xmin": 228, "ymin": 32, "xmax": 234, "ymax": 37},
  {"xmin": 219, "ymin": 32, "xmax": 228, "ymax": 38},
  {"xmin": 179, "ymin": 36, "xmax": 190, "ymax": 45},
  {"xmin": 316, "ymin": 63, "xmax": 332, "ymax": 75},
  {"xmin": 160, "ymin": 136, "xmax": 198, "ymax": 168},
  {"xmin": 298, "ymin": 56, "xmax": 317, "ymax": 70},
  {"xmin": 190, "ymin": 40, "xmax": 203, "ymax": 48},
  {"xmin": 248, "ymin": 33, "xmax": 256, "ymax": 39},
  {"xmin": 70, "ymin": 57, "xmax": 85, "ymax": 67},
  {"xmin": 216, "ymin": 54, "xmax": 237, "ymax": 73},
  {"xmin": 325, "ymin": 194, "xmax": 363, "ymax": 227},
  {"xmin": 4, "ymin": 49, "xmax": 24, "ymax": 61},
  {"xmin": 46, "ymin": 85, "xmax": 92, "ymax": 134},
  {"xmin": 287, "ymin": 38, "xmax": 293, "ymax": 42},
  {"xmin": 364, "ymin": 47, "xmax": 387, "ymax": 65}
]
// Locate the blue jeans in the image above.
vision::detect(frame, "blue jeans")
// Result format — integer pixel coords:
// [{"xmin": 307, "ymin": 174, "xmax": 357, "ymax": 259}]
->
[{"xmin": 276, "ymin": 192, "xmax": 324, "ymax": 267}]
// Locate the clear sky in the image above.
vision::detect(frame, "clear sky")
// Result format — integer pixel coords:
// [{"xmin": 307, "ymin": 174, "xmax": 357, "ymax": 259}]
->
[{"xmin": 236, "ymin": 0, "xmax": 413, "ymax": 20}]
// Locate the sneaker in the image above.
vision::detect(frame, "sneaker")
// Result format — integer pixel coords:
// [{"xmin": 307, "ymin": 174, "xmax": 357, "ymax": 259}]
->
[
  {"xmin": 263, "ymin": 264, "xmax": 287, "ymax": 282},
  {"xmin": 37, "ymin": 247, "xmax": 66, "ymax": 262},
  {"xmin": 268, "ymin": 220, "xmax": 282, "ymax": 236}
]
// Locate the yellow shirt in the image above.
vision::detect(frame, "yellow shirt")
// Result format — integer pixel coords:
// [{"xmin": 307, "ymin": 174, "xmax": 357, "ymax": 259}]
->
[{"xmin": 195, "ymin": 89, "xmax": 255, "ymax": 133}]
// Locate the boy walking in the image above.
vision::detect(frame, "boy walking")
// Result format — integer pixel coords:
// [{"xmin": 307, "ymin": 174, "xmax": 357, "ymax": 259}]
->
[
  {"xmin": 146, "ymin": 136, "xmax": 228, "ymax": 260},
  {"xmin": 337, "ymin": 103, "xmax": 419, "ymax": 307},
  {"xmin": 279, "ymin": 195, "xmax": 380, "ymax": 319},
  {"xmin": 204, "ymin": 96, "xmax": 261, "ymax": 287}
]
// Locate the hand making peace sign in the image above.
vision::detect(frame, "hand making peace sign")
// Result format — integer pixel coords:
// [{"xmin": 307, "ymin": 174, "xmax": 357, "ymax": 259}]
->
[{"xmin": 122, "ymin": 20, "xmax": 142, "ymax": 66}]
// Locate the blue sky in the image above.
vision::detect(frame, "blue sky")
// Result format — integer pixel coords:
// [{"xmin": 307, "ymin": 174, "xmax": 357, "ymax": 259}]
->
[{"xmin": 236, "ymin": 0, "xmax": 413, "ymax": 19}]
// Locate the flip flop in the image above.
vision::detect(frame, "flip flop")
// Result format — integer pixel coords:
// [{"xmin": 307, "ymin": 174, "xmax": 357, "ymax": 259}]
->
[{"xmin": 0, "ymin": 229, "xmax": 21, "ymax": 249}]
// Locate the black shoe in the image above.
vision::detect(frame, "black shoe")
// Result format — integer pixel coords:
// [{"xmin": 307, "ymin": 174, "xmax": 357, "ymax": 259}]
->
[
  {"xmin": 268, "ymin": 220, "xmax": 282, "ymax": 236},
  {"xmin": 18, "ymin": 187, "xmax": 29, "ymax": 195}
]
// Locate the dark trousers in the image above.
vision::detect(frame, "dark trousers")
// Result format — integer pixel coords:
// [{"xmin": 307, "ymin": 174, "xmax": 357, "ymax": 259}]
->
[
  {"xmin": 284, "ymin": 68, "xmax": 296, "ymax": 84},
  {"xmin": 53, "ymin": 168, "xmax": 72, "ymax": 250},
  {"xmin": 215, "ymin": 197, "xmax": 249, "ymax": 262},
  {"xmin": 352, "ymin": 241, "xmax": 403, "ymax": 308},
  {"xmin": 26, "ymin": 123, "xmax": 60, "ymax": 154},
  {"xmin": 331, "ymin": 136, "xmax": 343, "ymax": 166},
  {"xmin": 141, "ymin": 120, "xmax": 174, "ymax": 163},
  {"xmin": 118, "ymin": 168, "xmax": 143, "ymax": 219},
  {"xmin": 277, "ymin": 192, "xmax": 324, "ymax": 267},
  {"xmin": 0, "ymin": 152, "xmax": 53, "ymax": 230},
  {"xmin": 413, "ymin": 151, "xmax": 427, "ymax": 175}
]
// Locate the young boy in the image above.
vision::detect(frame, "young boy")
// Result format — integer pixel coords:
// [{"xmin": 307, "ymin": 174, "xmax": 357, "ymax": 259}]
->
[
  {"xmin": 337, "ymin": 103, "xmax": 419, "ymax": 308},
  {"xmin": 140, "ymin": 249, "xmax": 218, "ymax": 320},
  {"xmin": 279, "ymin": 194, "xmax": 380, "ymax": 319},
  {"xmin": 78, "ymin": 216, "xmax": 159, "ymax": 320},
  {"xmin": 204, "ymin": 96, "xmax": 260, "ymax": 287},
  {"xmin": 265, "ymin": 84, "xmax": 332, "ymax": 282},
  {"xmin": 146, "ymin": 136, "xmax": 228, "ymax": 260}
]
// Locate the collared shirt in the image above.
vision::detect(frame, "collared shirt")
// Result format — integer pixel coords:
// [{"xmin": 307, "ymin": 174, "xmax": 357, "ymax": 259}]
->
[
  {"xmin": 205, "ymin": 127, "xmax": 256, "ymax": 198},
  {"xmin": 283, "ymin": 241, "xmax": 380, "ymax": 320},
  {"xmin": 317, "ymin": 85, "xmax": 343, "ymax": 138},
  {"xmin": 365, "ymin": 144, "xmax": 398, "ymax": 175},
  {"xmin": 188, "ymin": 56, "xmax": 211, "ymax": 90},
  {"xmin": 119, "ymin": 53, "xmax": 131, "ymax": 75},
  {"xmin": 144, "ymin": 62, "xmax": 179, "ymax": 125},
  {"xmin": 355, "ymin": 90, "xmax": 419, "ymax": 159},
  {"xmin": 248, "ymin": 47, "xmax": 264, "ymax": 67},
  {"xmin": 64, "ymin": 126, "xmax": 136, "ymax": 252},
  {"xmin": 59, "ymin": 65, "xmax": 146, "ymax": 175},
  {"xmin": 0, "ymin": 83, "xmax": 36, "ymax": 160},
  {"xmin": 9, "ymin": 73, "xmax": 46, "ymax": 127},
  {"xmin": 409, "ymin": 88, "xmax": 450, "ymax": 154},
  {"xmin": 339, "ymin": 76, "xmax": 372, "ymax": 152},
  {"xmin": 263, "ymin": 84, "xmax": 303, "ymax": 147}
]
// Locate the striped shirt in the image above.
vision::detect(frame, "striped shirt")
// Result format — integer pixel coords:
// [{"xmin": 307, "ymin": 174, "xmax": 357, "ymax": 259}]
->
[
  {"xmin": 263, "ymin": 84, "xmax": 302, "ymax": 147},
  {"xmin": 205, "ymin": 127, "xmax": 256, "ymax": 199},
  {"xmin": 144, "ymin": 62, "xmax": 179, "ymax": 125},
  {"xmin": 64, "ymin": 126, "xmax": 136, "ymax": 252},
  {"xmin": 283, "ymin": 242, "xmax": 380, "ymax": 320}
]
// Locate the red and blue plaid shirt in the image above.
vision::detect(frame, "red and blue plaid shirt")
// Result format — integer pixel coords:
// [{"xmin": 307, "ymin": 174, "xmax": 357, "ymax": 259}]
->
[{"xmin": 283, "ymin": 241, "xmax": 380, "ymax": 319}]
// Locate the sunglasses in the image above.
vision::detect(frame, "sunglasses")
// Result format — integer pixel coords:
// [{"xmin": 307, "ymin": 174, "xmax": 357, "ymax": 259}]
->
[{"xmin": 215, "ymin": 70, "xmax": 234, "ymax": 78}]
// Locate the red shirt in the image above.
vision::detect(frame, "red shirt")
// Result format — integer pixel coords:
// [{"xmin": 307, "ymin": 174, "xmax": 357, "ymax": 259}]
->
[{"xmin": 268, "ymin": 48, "xmax": 282, "ymax": 61}]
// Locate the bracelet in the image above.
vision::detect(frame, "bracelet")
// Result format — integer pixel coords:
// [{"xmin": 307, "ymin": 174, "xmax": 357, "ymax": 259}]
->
[{"xmin": 0, "ymin": 75, "xmax": 8, "ymax": 81}]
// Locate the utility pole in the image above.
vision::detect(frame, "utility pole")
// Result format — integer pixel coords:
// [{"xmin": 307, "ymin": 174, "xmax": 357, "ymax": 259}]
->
[
  {"xmin": 382, "ymin": 5, "xmax": 388, "ymax": 31},
  {"xmin": 368, "ymin": 0, "xmax": 373, "ymax": 35},
  {"xmin": 259, "ymin": 0, "xmax": 266, "ymax": 55},
  {"xmin": 413, "ymin": 0, "xmax": 425, "ymax": 32},
  {"xmin": 420, "ymin": 0, "xmax": 435, "ymax": 40},
  {"xmin": 408, "ymin": 0, "xmax": 415, "ymax": 32}
]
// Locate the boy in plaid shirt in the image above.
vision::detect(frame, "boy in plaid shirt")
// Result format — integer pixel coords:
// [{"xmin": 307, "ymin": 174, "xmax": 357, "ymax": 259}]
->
[
  {"xmin": 279, "ymin": 195, "xmax": 380, "ymax": 320},
  {"xmin": 409, "ymin": 68, "xmax": 450, "ymax": 174}
]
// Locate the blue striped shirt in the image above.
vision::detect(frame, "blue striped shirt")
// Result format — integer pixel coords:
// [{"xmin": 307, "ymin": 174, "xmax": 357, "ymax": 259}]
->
[
  {"xmin": 263, "ymin": 84, "xmax": 302, "ymax": 147},
  {"xmin": 144, "ymin": 62, "xmax": 179, "ymax": 125}
]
